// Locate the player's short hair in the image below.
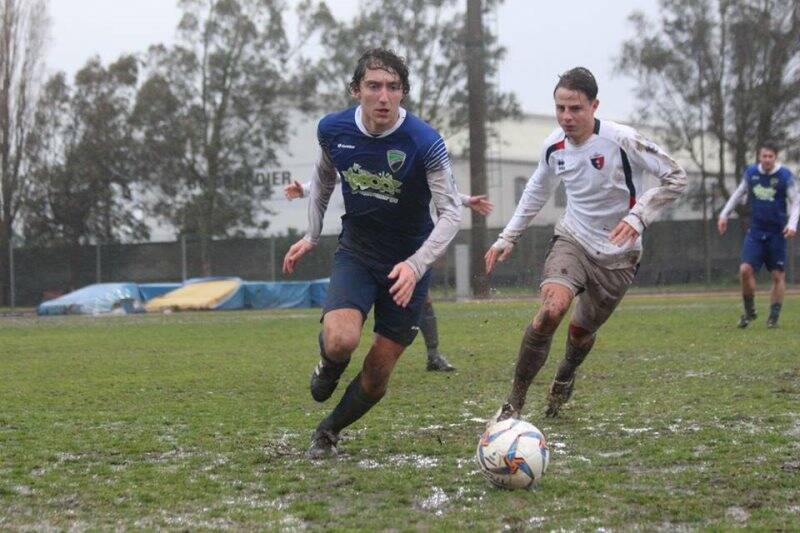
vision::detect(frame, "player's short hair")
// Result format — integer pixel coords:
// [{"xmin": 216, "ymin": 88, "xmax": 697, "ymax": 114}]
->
[
  {"xmin": 554, "ymin": 67, "xmax": 598, "ymax": 101},
  {"xmin": 349, "ymin": 48, "xmax": 411, "ymax": 96},
  {"xmin": 759, "ymin": 140, "xmax": 780, "ymax": 156}
]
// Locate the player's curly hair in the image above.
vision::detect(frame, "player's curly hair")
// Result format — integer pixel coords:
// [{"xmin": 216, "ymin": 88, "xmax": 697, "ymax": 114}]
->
[
  {"xmin": 349, "ymin": 48, "xmax": 411, "ymax": 96},
  {"xmin": 759, "ymin": 140, "xmax": 780, "ymax": 155},
  {"xmin": 554, "ymin": 67, "xmax": 598, "ymax": 101}
]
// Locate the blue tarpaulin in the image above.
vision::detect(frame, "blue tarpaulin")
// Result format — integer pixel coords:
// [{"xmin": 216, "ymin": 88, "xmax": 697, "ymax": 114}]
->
[
  {"xmin": 37, "ymin": 279, "xmax": 330, "ymax": 316},
  {"xmin": 37, "ymin": 283, "xmax": 145, "ymax": 316}
]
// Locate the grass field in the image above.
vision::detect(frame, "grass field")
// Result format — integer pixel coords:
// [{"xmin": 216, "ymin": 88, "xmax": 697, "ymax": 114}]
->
[{"xmin": 1, "ymin": 293, "xmax": 799, "ymax": 530}]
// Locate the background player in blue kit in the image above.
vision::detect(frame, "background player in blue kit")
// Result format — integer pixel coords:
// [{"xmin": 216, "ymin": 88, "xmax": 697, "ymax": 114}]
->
[
  {"xmin": 282, "ymin": 49, "xmax": 461, "ymax": 458},
  {"xmin": 718, "ymin": 141, "xmax": 799, "ymax": 328}
]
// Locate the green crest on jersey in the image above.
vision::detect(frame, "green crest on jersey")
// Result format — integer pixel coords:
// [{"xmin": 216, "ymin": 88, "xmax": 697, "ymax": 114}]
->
[{"xmin": 387, "ymin": 149, "xmax": 406, "ymax": 173}]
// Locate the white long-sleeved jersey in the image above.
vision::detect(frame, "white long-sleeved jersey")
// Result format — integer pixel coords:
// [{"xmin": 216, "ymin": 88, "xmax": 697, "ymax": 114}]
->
[{"xmin": 497, "ymin": 119, "xmax": 687, "ymax": 268}]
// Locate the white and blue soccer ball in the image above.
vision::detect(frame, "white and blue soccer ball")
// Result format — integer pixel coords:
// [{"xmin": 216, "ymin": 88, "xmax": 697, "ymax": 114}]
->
[{"xmin": 476, "ymin": 418, "xmax": 549, "ymax": 490}]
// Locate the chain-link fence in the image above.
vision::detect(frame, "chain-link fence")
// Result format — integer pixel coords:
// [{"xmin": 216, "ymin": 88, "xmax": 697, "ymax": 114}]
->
[{"xmin": 4, "ymin": 220, "xmax": 797, "ymax": 307}]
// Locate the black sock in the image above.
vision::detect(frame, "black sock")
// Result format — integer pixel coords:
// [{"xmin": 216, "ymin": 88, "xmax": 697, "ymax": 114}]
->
[
  {"xmin": 317, "ymin": 373, "xmax": 381, "ymax": 434},
  {"xmin": 769, "ymin": 302, "xmax": 782, "ymax": 319},
  {"xmin": 554, "ymin": 334, "xmax": 596, "ymax": 383},
  {"xmin": 419, "ymin": 301, "xmax": 439, "ymax": 356},
  {"xmin": 743, "ymin": 295, "xmax": 755, "ymax": 316},
  {"xmin": 506, "ymin": 325, "xmax": 553, "ymax": 411}
]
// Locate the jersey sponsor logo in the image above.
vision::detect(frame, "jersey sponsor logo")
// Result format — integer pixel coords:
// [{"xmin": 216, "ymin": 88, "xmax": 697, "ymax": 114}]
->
[
  {"xmin": 590, "ymin": 154, "xmax": 605, "ymax": 170},
  {"xmin": 337, "ymin": 143, "xmax": 356, "ymax": 149},
  {"xmin": 387, "ymin": 149, "xmax": 406, "ymax": 172},
  {"xmin": 341, "ymin": 163, "xmax": 402, "ymax": 203},
  {"xmin": 752, "ymin": 183, "xmax": 777, "ymax": 202}
]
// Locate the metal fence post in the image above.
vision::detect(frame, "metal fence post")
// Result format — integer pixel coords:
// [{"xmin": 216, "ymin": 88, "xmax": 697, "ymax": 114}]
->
[
  {"xmin": 270, "ymin": 236, "xmax": 276, "ymax": 281},
  {"xmin": 9, "ymin": 237, "xmax": 15, "ymax": 309},
  {"xmin": 181, "ymin": 234, "xmax": 187, "ymax": 282},
  {"xmin": 96, "ymin": 243, "xmax": 101, "ymax": 283}
]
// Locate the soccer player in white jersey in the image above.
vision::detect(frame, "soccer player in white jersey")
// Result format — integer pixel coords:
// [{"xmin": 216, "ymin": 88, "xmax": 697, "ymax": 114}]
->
[
  {"xmin": 285, "ymin": 179, "xmax": 492, "ymax": 371},
  {"xmin": 485, "ymin": 67, "xmax": 687, "ymax": 419}
]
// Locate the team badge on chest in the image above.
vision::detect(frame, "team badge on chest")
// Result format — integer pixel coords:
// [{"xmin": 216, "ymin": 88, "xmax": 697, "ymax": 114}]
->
[
  {"xmin": 590, "ymin": 154, "xmax": 605, "ymax": 170},
  {"xmin": 387, "ymin": 149, "xmax": 407, "ymax": 173}
]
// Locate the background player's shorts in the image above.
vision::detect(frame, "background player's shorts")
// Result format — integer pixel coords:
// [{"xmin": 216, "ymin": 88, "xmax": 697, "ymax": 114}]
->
[
  {"xmin": 741, "ymin": 228, "xmax": 786, "ymax": 272},
  {"xmin": 323, "ymin": 248, "xmax": 432, "ymax": 346},
  {"xmin": 540, "ymin": 234, "xmax": 636, "ymax": 333}
]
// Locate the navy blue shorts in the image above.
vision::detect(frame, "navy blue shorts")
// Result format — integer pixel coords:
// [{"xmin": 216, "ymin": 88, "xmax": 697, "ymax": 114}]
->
[
  {"xmin": 741, "ymin": 228, "xmax": 786, "ymax": 272},
  {"xmin": 323, "ymin": 248, "xmax": 432, "ymax": 346}
]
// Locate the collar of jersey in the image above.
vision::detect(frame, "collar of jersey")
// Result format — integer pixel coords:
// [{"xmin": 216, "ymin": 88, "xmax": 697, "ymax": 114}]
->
[
  {"xmin": 758, "ymin": 163, "xmax": 782, "ymax": 176},
  {"xmin": 354, "ymin": 106, "xmax": 407, "ymax": 138}
]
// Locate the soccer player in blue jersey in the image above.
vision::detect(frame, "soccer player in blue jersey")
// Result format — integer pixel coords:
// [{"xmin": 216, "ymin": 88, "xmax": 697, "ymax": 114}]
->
[
  {"xmin": 718, "ymin": 141, "xmax": 799, "ymax": 328},
  {"xmin": 282, "ymin": 49, "xmax": 462, "ymax": 458}
]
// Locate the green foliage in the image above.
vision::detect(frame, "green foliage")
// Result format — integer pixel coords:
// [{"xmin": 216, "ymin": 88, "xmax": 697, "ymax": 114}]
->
[
  {"xmin": 133, "ymin": 0, "xmax": 299, "ymax": 272},
  {"xmin": 617, "ymin": 0, "xmax": 800, "ymax": 199},
  {"xmin": 298, "ymin": 0, "xmax": 520, "ymax": 140},
  {"xmin": 1, "ymin": 294, "xmax": 798, "ymax": 528},
  {"xmin": 25, "ymin": 56, "xmax": 147, "ymax": 249}
]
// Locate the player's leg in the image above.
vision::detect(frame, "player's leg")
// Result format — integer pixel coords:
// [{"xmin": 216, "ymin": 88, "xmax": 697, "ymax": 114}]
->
[
  {"xmin": 310, "ymin": 334, "xmax": 406, "ymax": 459},
  {"xmin": 545, "ymin": 262, "xmax": 635, "ymax": 417},
  {"xmin": 502, "ymin": 283, "xmax": 573, "ymax": 416},
  {"xmin": 738, "ymin": 230, "xmax": 762, "ymax": 328},
  {"xmin": 495, "ymin": 236, "xmax": 584, "ymax": 422},
  {"xmin": 419, "ymin": 295, "xmax": 456, "ymax": 372},
  {"xmin": 766, "ymin": 233, "xmax": 787, "ymax": 328},
  {"xmin": 311, "ymin": 309, "xmax": 364, "ymax": 402},
  {"xmin": 310, "ymin": 249, "xmax": 374, "ymax": 403},
  {"xmin": 308, "ymin": 268, "xmax": 431, "ymax": 458}
]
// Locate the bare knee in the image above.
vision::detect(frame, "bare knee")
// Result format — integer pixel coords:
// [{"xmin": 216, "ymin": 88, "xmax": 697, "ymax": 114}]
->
[
  {"xmin": 532, "ymin": 284, "xmax": 572, "ymax": 333},
  {"xmin": 323, "ymin": 328, "xmax": 360, "ymax": 359},
  {"xmin": 568, "ymin": 323, "xmax": 594, "ymax": 347},
  {"xmin": 739, "ymin": 264, "xmax": 754, "ymax": 279}
]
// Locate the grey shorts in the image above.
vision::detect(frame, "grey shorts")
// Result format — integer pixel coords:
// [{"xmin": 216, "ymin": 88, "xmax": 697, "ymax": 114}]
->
[{"xmin": 540, "ymin": 235, "xmax": 636, "ymax": 333}]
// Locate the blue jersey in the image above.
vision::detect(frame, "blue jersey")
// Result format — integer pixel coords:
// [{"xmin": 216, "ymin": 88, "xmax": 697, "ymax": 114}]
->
[
  {"xmin": 744, "ymin": 164, "xmax": 795, "ymax": 233},
  {"xmin": 317, "ymin": 107, "xmax": 450, "ymax": 266}
]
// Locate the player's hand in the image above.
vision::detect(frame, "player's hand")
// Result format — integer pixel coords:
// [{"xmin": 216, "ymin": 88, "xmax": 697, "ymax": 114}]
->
[
  {"xmin": 282, "ymin": 239, "xmax": 314, "ymax": 275},
  {"xmin": 388, "ymin": 261, "xmax": 417, "ymax": 308},
  {"xmin": 784, "ymin": 226, "xmax": 796, "ymax": 238},
  {"xmin": 467, "ymin": 195, "xmax": 493, "ymax": 216},
  {"xmin": 717, "ymin": 217, "xmax": 728, "ymax": 235},
  {"xmin": 609, "ymin": 220, "xmax": 639, "ymax": 247},
  {"xmin": 485, "ymin": 238, "xmax": 514, "ymax": 275},
  {"xmin": 283, "ymin": 180, "xmax": 305, "ymax": 201}
]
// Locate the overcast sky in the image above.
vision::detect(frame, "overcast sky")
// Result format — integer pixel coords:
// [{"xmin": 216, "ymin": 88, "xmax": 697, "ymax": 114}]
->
[{"xmin": 47, "ymin": 0, "xmax": 659, "ymax": 120}]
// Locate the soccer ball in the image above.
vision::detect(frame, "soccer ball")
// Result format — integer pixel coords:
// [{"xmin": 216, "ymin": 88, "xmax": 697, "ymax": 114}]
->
[{"xmin": 476, "ymin": 418, "xmax": 549, "ymax": 490}]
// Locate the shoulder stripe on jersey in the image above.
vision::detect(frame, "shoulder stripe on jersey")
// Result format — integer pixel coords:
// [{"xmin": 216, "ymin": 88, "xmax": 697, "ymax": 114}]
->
[
  {"xmin": 424, "ymin": 137, "xmax": 451, "ymax": 172},
  {"xmin": 620, "ymin": 148, "xmax": 635, "ymax": 207},
  {"xmin": 545, "ymin": 139, "xmax": 566, "ymax": 166},
  {"xmin": 593, "ymin": 119, "xmax": 600, "ymax": 135}
]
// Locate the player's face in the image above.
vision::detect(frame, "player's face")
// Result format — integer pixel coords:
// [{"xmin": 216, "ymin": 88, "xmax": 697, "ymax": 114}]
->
[
  {"xmin": 758, "ymin": 148, "xmax": 777, "ymax": 172},
  {"xmin": 353, "ymin": 67, "xmax": 404, "ymax": 134},
  {"xmin": 554, "ymin": 88, "xmax": 599, "ymax": 145}
]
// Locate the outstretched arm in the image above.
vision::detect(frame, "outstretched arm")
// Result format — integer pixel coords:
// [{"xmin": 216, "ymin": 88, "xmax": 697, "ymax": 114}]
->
[
  {"xmin": 717, "ymin": 178, "xmax": 748, "ymax": 235},
  {"xmin": 785, "ymin": 179, "xmax": 799, "ymax": 238},
  {"xmin": 282, "ymin": 149, "xmax": 336, "ymax": 275}
]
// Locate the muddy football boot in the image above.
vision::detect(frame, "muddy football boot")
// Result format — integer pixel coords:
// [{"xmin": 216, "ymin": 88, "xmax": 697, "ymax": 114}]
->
[
  {"xmin": 766, "ymin": 315, "xmax": 779, "ymax": 328},
  {"xmin": 545, "ymin": 376, "xmax": 575, "ymax": 418},
  {"xmin": 426, "ymin": 351, "xmax": 456, "ymax": 372},
  {"xmin": 307, "ymin": 428, "xmax": 339, "ymax": 459},
  {"xmin": 486, "ymin": 402, "xmax": 520, "ymax": 430},
  {"xmin": 737, "ymin": 312, "xmax": 757, "ymax": 328}
]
